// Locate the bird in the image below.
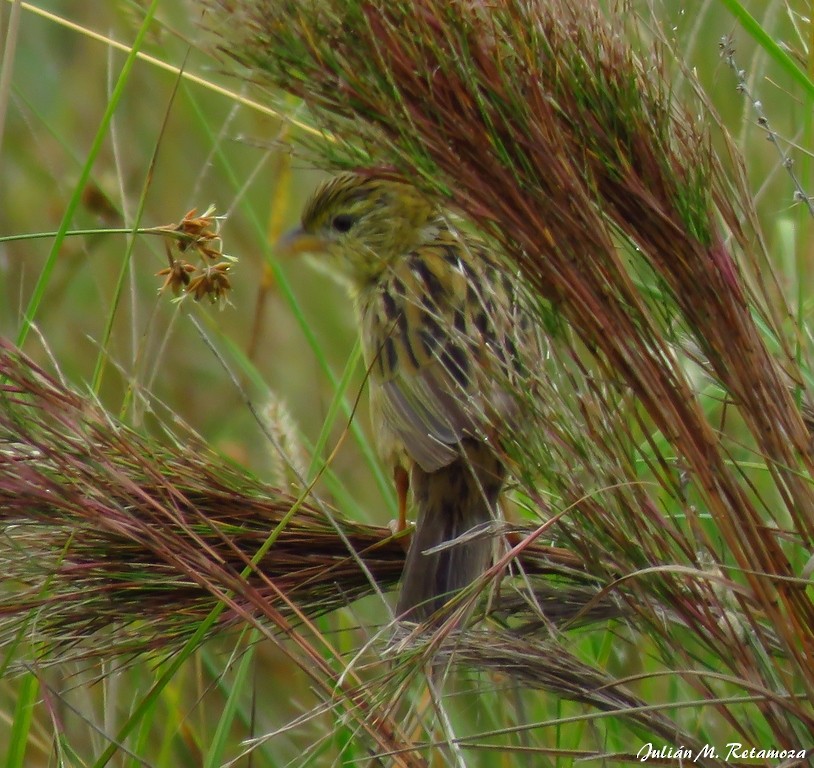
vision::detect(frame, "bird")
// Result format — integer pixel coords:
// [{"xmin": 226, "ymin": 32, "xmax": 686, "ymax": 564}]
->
[{"xmin": 281, "ymin": 172, "xmax": 530, "ymax": 624}]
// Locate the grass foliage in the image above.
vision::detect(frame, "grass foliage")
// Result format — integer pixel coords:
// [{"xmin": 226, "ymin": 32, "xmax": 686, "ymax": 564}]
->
[{"xmin": 0, "ymin": 0, "xmax": 813, "ymax": 765}]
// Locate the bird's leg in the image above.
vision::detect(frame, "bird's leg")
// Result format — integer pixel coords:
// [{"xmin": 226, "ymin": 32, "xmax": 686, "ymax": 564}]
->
[{"xmin": 393, "ymin": 464, "xmax": 410, "ymax": 533}]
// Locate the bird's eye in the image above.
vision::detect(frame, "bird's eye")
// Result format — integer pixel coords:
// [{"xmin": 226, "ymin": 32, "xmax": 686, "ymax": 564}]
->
[{"xmin": 331, "ymin": 214, "xmax": 356, "ymax": 233}]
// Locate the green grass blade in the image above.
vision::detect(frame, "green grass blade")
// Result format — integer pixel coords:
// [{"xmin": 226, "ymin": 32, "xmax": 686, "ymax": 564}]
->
[
  {"xmin": 716, "ymin": 0, "xmax": 814, "ymax": 99},
  {"xmin": 15, "ymin": 0, "xmax": 161, "ymax": 348},
  {"xmin": 5, "ymin": 672, "xmax": 38, "ymax": 768},
  {"xmin": 203, "ymin": 628, "xmax": 258, "ymax": 768}
]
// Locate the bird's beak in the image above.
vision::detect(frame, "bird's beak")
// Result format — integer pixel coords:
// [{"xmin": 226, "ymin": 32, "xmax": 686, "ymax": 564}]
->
[{"xmin": 277, "ymin": 227, "xmax": 329, "ymax": 256}]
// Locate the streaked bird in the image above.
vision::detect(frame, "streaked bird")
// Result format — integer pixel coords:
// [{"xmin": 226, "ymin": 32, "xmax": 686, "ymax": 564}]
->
[{"xmin": 282, "ymin": 172, "xmax": 530, "ymax": 623}]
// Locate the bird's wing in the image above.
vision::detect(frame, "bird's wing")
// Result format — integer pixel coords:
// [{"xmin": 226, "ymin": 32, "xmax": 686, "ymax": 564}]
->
[{"xmin": 360, "ymin": 234, "xmax": 518, "ymax": 473}]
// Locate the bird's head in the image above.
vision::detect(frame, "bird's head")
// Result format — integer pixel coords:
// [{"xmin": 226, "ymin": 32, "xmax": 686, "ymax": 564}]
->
[{"xmin": 280, "ymin": 173, "xmax": 441, "ymax": 289}]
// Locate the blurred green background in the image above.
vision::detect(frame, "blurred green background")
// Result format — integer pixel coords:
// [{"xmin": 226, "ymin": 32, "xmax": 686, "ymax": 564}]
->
[
  {"xmin": 1, "ymin": 1, "xmax": 396, "ymax": 522},
  {"xmin": 1, "ymin": 0, "xmax": 811, "ymax": 765}
]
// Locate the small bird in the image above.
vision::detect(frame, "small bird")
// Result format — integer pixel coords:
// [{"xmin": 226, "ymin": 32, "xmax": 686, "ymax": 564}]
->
[{"xmin": 282, "ymin": 172, "xmax": 528, "ymax": 623}]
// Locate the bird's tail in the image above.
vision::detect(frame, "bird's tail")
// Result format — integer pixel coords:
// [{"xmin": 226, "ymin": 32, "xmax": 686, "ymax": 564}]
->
[{"xmin": 395, "ymin": 441, "xmax": 504, "ymax": 624}]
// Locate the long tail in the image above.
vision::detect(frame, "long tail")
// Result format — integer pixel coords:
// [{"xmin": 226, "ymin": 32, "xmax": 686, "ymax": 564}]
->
[{"xmin": 396, "ymin": 441, "xmax": 504, "ymax": 624}]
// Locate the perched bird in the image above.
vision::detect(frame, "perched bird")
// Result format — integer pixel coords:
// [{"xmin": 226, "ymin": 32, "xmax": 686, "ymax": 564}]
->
[{"xmin": 282, "ymin": 172, "xmax": 529, "ymax": 623}]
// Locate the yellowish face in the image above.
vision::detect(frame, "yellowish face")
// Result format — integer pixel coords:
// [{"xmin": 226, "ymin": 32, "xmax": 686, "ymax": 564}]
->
[{"xmin": 279, "ymin": 173, "xmax": 440, "ymax": 288}]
